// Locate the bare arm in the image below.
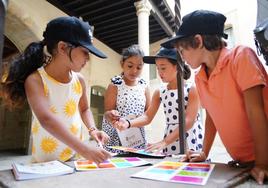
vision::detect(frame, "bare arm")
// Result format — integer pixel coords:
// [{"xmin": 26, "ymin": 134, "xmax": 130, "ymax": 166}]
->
[
  {"xmin": 104, "ymin": 83, "xmax": 117, "ymax": 112},
  {"xmin": 163, "ymin": 85, "xmax": 201, "ymax": 145},
  {"xmin": 78, "ymin": 74, "xmax": 96, "ymax": 130},
  {"xmin": 77, "ymin": 74, "xmax": 109, "ymax": 143},
  {"xmin": 244, "ymin": 85, "xmax": 268, "ymax": 184},
  {"xmin": 144, "ymin": 85, "xmax": 151, "ymax": 111},
  {"xmin": 129, "ymin": 89, "xmax": 160, "ymax": 128},
  {"xmin": 103, "ymin": 83, "xmax": 120, "ymax": 123},
  {"xmin": 115, "ymin": 89, "xmax": 160, "ymax": 130},
  {"xmin": 202, "ymin": 111, "xmax": 217, "ymax": 158},
  {"xmin": 25, "ymin": 72, "xmax": 110, "ymax": 163},
  {"xmin": 182, "ymin": 110, "xmax": 216, "ymax": 162}
]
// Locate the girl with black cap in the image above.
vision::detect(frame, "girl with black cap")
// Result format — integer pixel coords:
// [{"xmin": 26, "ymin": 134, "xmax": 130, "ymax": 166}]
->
[
  {"xmin": 1, "ymin": 16, "xmax": 111, "ymax": 163},
  {"xmin": 111, "ymin": 47, "xmax": 203, "ymax": 156}
]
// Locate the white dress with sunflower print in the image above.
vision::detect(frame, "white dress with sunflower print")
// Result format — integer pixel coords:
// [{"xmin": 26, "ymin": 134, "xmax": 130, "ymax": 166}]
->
[{"xmin": 31, "ymin": 67, "xmax": 82, "ymax": 162}]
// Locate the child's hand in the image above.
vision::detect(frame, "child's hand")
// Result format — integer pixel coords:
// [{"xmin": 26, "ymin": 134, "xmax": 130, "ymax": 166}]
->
[
  {"xmin": 250, "ymin": 165, "xmax": 268, "ymax": 185},
  {"xmin": 105, "ymin": 110, "xmax": 120, "ymax": 124},
  {"xmin": 145, "ymin": 140, "xmax": 167, "ymax": 154},
  {"xmin": 180, "ymin": 150, "xmax": 207, "ymax": 162},
  {"xmin": 113, "ymin": 118, "xmax": 129, "ymax": 131},
  {"xmin": 90, "ymin": 130, "xmax": 110, "ymax": 145},
  {"xmin": 81, "ymin": 145, "xmax": 111, "ymax": 165}
]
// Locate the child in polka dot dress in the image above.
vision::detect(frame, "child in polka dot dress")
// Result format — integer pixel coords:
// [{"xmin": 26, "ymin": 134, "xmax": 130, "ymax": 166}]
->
[
  {"xmin": 102, "ymin": 44, "xmax": 151, "ymax": 153},
  {"xmin": 1, "ymin": 17, "xmax": 111, "ymax": 163},
  {"xmin": 159, "ymin": 81, "xmax": 203, "ymax": 154},
  {"xmin": 113, "ymin": 47, "xmax": 203, "ymax": 155}
]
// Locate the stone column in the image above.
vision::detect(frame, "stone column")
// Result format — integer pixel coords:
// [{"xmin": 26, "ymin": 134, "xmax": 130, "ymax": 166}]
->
[{"xmin": 134, "ymin": 0, "xmax": 151, "ymax": 82}]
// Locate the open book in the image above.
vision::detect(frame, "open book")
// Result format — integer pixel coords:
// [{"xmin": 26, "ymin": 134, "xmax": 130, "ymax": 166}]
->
[{"xmin": 12, "ymin": 160, "xmax": 74, "ymax": 180}]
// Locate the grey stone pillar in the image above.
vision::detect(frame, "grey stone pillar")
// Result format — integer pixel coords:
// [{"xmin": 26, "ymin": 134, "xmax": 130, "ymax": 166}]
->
[{"xmin": 134, "ymin": 0, "xmax": 151, "ymax": 82}]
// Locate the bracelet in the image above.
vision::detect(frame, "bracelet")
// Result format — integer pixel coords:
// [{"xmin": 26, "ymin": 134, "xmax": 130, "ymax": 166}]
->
[
  {"xmin": 88, "ymin": 127, "xmax": 97, "ymax": 134},
  {"xmin": 126, "ymin": 119, "xmax": 131, "ymax": 129}
]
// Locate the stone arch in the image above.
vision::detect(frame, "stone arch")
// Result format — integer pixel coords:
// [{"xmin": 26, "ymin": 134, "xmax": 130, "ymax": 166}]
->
[
  {"xmin": 0, "ymin": 2, "xmax": 40, "ymax": 154},
  {"xmin": 5, "ymin": 1, "xmax": 40, "ymax": 52}
]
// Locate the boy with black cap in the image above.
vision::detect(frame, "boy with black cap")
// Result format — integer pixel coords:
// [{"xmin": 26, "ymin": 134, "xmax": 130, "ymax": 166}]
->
[
  {"xmin": 1, "ymin": 16, "xmax": 111, "ymax": 163},
  {"xmin": 113, "ymin": 47, "xmax": 204, "ymax": 156},
  {"xmin": 162, "ymin": 10, "xmax": 268, "ymax": 184}
]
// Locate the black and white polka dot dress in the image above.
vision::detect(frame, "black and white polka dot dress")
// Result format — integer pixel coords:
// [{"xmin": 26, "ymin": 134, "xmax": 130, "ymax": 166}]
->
[
  {"xmin": 160, "ymin": 82, "xmax": 203, "ymax": 155},
  {"xmin": 102, "ymin": 75, "xmax": 147, "ymax": 153}
]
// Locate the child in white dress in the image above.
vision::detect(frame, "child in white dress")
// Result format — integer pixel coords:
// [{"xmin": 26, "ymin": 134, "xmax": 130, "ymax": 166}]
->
[
  {"xmin": 112, "ymin": 47, "xmax": 203, "ymax": 155},
  {"xmin": 102, "ymin": 45, "xmax": 151, "ymax": 153}
]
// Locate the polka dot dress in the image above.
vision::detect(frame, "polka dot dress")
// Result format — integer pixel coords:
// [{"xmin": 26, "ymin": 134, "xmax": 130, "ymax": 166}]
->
[
  {"xmin": 160, "ymin": 82, "xmax": 203, "ymax": 155},
  {"xmin": 102, "ymin": 75, "xmax": 147, "ymax": 153}
]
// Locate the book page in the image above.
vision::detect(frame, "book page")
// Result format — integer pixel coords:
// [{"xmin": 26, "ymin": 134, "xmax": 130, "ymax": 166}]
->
[
  {"xmin": 117, "ymin": 127, "xmax": 145, "ymax": 148},
  {"xmin": 14, "ymin": 160, "xmax": 73, "ymax": 175}
]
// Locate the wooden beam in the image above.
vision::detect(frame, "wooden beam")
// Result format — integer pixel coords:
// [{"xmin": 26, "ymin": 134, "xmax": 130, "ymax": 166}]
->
[
  {"xmin": 65, "ymin": 0, "xmax": 83, "ymax": 8},
  {"xmin": 95, "ymin": 17, "xmax": 137, "ymax": 31},
  {"xmin": 97, "ymin": 23, "xmax": 137, "ymax": 36},
  {"xmin": 105, "ymin": 32, "xmax": 138, "ymax": 44},
  {"xmin": 149, "ymin": 0, "xmax": 173, "ymax": 36},
  {"xmin": 79, "ymin": 0, "xmax": 130, "ymax": 17},
  {"xmin": 108, "ymin": 37, "xmax": 138, "ymax": 46},
  {"xmin": 47, "ymin": 0, "xmax": 75, "ymax": 16},
  {"xmin": 73, "ymin": 0, "xmax": 105, "ymax": 12},
  {"xmin": 90, "ymin": 6, "xmax": 133, "ymax": 23},
  {"xmin": 93, "ymin": 12, "xmax": 135, "ymax": 28},
  {"xmin": 101, "ymin": 28, "xmax": 137, "ymax": 41}
]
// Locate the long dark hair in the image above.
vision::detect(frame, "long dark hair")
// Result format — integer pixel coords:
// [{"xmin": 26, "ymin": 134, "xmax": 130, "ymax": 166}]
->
[
  {"xmin": 1, "ymin": 40, "xmax": 50, "ymax": 109},
  {"xmin": 168, "ymin": 58, "xmax": 191, "ymax": 80}
]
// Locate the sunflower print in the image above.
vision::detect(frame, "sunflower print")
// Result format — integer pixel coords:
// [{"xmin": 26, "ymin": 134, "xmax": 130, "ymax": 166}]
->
[
  {"xmin": 39, "ymin": 70, "xmax": 59, "ymax": 85},
  {"xmin": 50, "ymin": 105, "xmax": 57, "ymax": 114},
  {"xmin": 43, "ymin": 83, "xmax": 49, "ymax": 97},
  {"xmin": 64, "ymin": 99, "xmax": 76, "ymax": 117},
  {"xmin": 72, "ymin": 80, "xmax": 82, "ymax": 95},
  {"xmin": 59, "ymin": 147, "xmax": 73, "ymax": 161},
  {"xmin": 41, "ymin": 137, "xmax": 58, "ymax": 154},
  {"xmin": 32, "ymin": 144, "xmax": 36, "ymax": 154},
  {"xmin": 31, "ymin": 121, "xmax": 40, "ymax": 135},
  {"xmin": 69, "ymin": 123, "xmax": 79, "ymax": 135}
]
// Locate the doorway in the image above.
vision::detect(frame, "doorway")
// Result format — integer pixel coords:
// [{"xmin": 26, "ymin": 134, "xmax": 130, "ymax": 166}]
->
[{"xmin": 0, "ymin": 36, "xmax": 32, "ymax": 155}]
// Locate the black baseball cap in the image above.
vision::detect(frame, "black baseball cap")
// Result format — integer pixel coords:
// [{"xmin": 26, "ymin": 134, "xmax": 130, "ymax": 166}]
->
[
  {"xmin": 143, "ymin": 47, "xmax": 177, "ymax": 64},
  {"xmin": 43, "ymin": 16, "xmax": 107, "ymax": 58},
  {"xmin": 161, "ymin": 10, "xmax": 228, "ymax": 48}
]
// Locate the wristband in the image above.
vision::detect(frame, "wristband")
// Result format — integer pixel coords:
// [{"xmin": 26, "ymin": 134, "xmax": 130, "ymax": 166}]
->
[
  {"xmin": 88, "ymin": 127, "xmax": 97, "ymax": 134},
  {"xmin": 126, "ymin": 119, "xmax": 131, "ymax": 129}
]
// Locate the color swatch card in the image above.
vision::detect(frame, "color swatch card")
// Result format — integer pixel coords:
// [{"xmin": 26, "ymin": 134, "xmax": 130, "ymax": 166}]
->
[
  {"xmin": 108, "ymin": 146, "xmax": 166, "ymax": 158},
  {"xmin": 74, "ymin": 157, "xmax": 151, "ymax": 171},
  {"xmin": 131, "ymin": 161, "xmax": 215, "ymax": 185}
]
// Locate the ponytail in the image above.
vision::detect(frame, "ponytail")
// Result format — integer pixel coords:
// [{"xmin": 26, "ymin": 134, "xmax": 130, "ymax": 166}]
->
[
  {"xmin": 169, "ymin": 59, "xmax": 191, "ymax": 80},
  {"xmin": 183, "ymin": 64, "xmax": 191, "ymax": 80},
  {"xmin": 1, "ymin": 41, "xmax": 46, "ymax": 109}
]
